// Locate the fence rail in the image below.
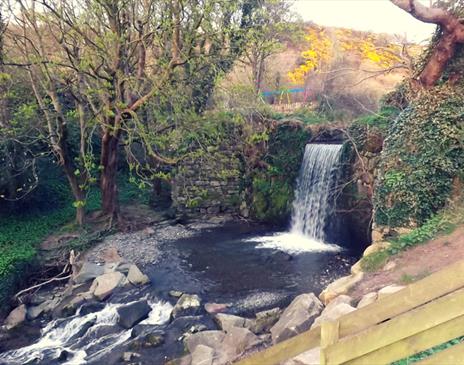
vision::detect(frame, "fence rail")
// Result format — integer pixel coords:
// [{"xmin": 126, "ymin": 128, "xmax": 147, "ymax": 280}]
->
[{"xmin": 235, "ymin": 260, "xmax": 464, "ymax": 365}]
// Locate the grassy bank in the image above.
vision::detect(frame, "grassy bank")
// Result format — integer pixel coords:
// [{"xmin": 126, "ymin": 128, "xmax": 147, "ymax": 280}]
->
[{"xmin": 0, "ymin": 177, "xmax": 146, "ymax": 313}]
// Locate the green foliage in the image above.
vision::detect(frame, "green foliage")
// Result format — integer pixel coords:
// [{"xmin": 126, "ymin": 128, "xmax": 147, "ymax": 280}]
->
[
  {"xmin": 361, "ymin": 202, "xmax": 463, "ymax": 272},
  {"xmin": 354, "ymin": 106, "xmax": 400, "ymax": 131},
  {"xmin": 273, "ymin": 108, "xmax": 327, "ymax": 125},
  {"xmin": 392, "ymin": 337, "xmax": 464, "ymax": 365},
  {"xmin": 249, "ymin": 121, "xmax": 311, "ymax": 222},
  {"xmin": 375, "ymin": 85, "xmax": 464, "ymax": 227}
]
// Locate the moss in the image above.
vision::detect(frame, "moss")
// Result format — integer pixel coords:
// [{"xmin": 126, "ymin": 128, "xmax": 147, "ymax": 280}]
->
[{"xmin": 249, "ymin": 120, "xmax": 311, "ymax": 223}]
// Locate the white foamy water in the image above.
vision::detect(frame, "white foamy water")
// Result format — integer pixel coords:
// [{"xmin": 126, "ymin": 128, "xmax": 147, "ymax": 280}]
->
[
  {"xmin": 247, "ymin": 232, "xmax": 341, "ymax": 253},
  {"xmin": 290, "ymin": 144, "xmax": 343, "ymax": 242},
  {"xmin": 0, "ymin": 300, "xmax": 173, "ymax": 365}
]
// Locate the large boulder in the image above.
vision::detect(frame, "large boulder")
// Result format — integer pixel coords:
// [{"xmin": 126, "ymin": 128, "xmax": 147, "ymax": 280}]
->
[
  {"xmin": 357, "ymin": 292, "xmax": 378, "ymax": 309},
  {"xmin": 127, "ymin": 265, "xmax": 150, "ymax": 286},
  {"xmin": 185, "ymin": 330, "xmax": 225, "ymax": 354},
  {"xmin": 191, "ymin": 344, "xmax": 214, "ymax": 365},
  {"xmin": 214, "ymin": 313, "xmax": 253, "ymax": 333},
  {"xmin": 249, "ymin": 308, "xmax": 281, "ymax": 334},
  {"xmin": 4, "ymin": 305, "xmax": 27, "ymax": 330},
  {"xmin": 319, "ymin": 273, "xmax": 364, "ymax": 305},
  {"xmin": 73, "ymin": 262, "xmax": 105, "ymax": 284},
  {"xmin": 172, "ymin": 294, "xmax": 202, "ymax": 319},
  {"xmin": 311, "ymin": 302, "xmax": 356, "ymax": 329},
  {"xmin": 270, "ymin": 293, "xmax": 323, "ymax": 344},
  {"xmin": 215, "ymin": 327, "xmax": 261, "ymax": 364},
  {"xmin": 117, "ymin": 300, "xmax": 152, "ymax": 329},
  {"xmin": 90, "ymin": 271, "xmax": 128, "ymax": 301},
  {"xmin": 378, "ymin": 284, "xmax": 405, "ymax": 299}
]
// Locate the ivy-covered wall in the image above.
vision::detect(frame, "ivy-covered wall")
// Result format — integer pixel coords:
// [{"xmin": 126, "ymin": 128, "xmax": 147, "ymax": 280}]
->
[
  {"xmin": 375, "ymin": 85, "xmax": 464, "ymax": 227},
  {"xmin": 247, "ymin": 120, "xmax": 311, "ymax": 224}
]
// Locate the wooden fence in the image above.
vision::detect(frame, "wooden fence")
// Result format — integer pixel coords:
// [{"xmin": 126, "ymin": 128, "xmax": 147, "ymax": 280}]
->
[{"xmin": 235, "ymin": 260, "xmax": 464, "ymax": 365}]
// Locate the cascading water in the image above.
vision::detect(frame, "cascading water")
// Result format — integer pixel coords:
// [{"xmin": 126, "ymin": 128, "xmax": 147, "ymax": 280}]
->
[
  {"xmin": 290, "ymin": 143, "xmax": 343, "ymax": 242},
  {"xmin": 248, "ymin": 143, "xmax": 344, "ymax": 252}
]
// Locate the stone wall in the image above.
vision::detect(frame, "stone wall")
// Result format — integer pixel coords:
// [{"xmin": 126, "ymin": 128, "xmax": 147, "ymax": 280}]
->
[{"xmin": 172, "ymin": 152, "xmax": 242, "ymax": 216}]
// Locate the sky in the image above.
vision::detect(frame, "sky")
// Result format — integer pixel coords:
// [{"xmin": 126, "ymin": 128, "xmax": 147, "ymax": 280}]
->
[{"xmin": 292, "ymin": 0, "xmax": 436, "ymax": 43}]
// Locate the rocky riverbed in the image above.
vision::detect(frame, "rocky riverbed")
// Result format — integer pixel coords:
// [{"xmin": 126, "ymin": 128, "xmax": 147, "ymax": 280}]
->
[{"xmin": 0, "ymin": 218, "xmax": 358, "ymax": 364}]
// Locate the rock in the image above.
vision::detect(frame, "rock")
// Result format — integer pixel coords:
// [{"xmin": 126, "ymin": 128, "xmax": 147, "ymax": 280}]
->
[
  {"xmin": 127, "ymin": 265, "xmax": 150, "ymax": 285},
  {"xmin": 371, "ymin": 229, "xmax": 384, "ymax": 242},
  {"xmin": 378, "ymin": 284, "xmax": 405, "ymax": 299},
  {"xmin": 117, "ymin": 300, "xmax": 152, "ymax": 329},
  {"xmin": 215, "ymin": 327, "xmax": 262, "ymax": 364},
  {"xmin": 214, "ymin": 313, "xmax": 253, "ymax": 333},
  {"xmin": 357, "ymin": 292, "xmax": 378, "ymax": 308},
  {"xmin": 270, "ymin": 293, "xmax": 323, "ymax": 344},
  {"xmin": 311, "ymin": 303, "xmax": 356, "ymax": 329},
  {"xmin": 362, "ymin": 242, "xmax": 390, "ymax": 257},
  {"xmin": 169, "ymin": 290, "xmax": 184, "ymax": 298},
  {"xmin": 61, "ymin": 292, "xmax": 94, "ymax": 317},
  {"xmin": 129, "ymin": 332, "xmax": 165, "ymax": 350},
  {"xmin": 185, "ymin": 330, "xmax": 225, "ymax": 354},
  {"xmin": 204, "ymin": 302, "xmax": 228, "ymax": 314},
  {"xmin": 319, "ymin": 273, "xmax": 364, "ymax": 305},
  {"xmin": 350, "ymin": 260, "xmax": 363, "ymax": 275},
  {"xmin": 4, "ymin": 305, "xmax": 27, "ymax": 330},
  {"xmin": 191, "ymin": 344, "xmax": 214, "ymax": 365},
  {"xmin": 68, "ymin": 318, "xmax": 96, "ymax": 342},
  {"xmin": 73, "ymin": 262, "xmax": 105, "ymax": 284},
  {"xmin": 122, "ymin": 351, "xmax": 140, "ymax": 362},
  {"xmin": 172, "ymin": 294, "xmax": 202, "ymax": 319},
  {"xmin": 165, "ymin": 355, "xmax": 192, "ymax": 365},
  {"xmin": 79, "ymin": 302, "xmax": 106, "ymax": 315},
  {"xmin": 100, "ymin": 247, "xmax": 122, "ymax": 263},
  {"xmin": 326, "ymin": 295, "xmax": 353, "ymax": 307},
  {"xmin": 383, "ymin": 261, "xmax": 397, "ymax": 271},
  {"xmin": 284, "ymin": 347, "xmax": 320, "ymax": 365},
  {"xmin": 90, "ymin": 271, "xmax": 127, "ymax": 301},
  {"xmin": 249, "ymin": 308, "xmax": 281, "ymax": 334}
]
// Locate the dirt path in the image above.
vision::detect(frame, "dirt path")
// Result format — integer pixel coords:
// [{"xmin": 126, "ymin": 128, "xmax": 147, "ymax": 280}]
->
[{"xmin": 350, "ymin": 225, "xmax": 464, "ymax": 299}]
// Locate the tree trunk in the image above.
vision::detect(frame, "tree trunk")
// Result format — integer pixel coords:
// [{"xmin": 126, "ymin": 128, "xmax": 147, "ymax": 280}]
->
[
  {"xmin": 419, "ymin": 32, "xmax": 457, "ymax": 87},
  {"xmin": 100, "ymin": 130, "xmax": 120, "ymax": 219}
]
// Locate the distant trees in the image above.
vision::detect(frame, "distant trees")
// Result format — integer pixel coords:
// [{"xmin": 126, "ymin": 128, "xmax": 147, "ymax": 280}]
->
[
  {"xmin": 241, "ymin": 0, "xmax": 300, "ymax": 94},
  {"xmin": 391, "ymin": 0, "xmax": 464, "ymax": 87}
]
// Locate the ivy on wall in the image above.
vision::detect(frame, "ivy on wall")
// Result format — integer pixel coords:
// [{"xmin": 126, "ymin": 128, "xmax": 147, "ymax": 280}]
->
[{"xmin": 375, "ymin": 85, "xmax": 464, "ymax": 227}]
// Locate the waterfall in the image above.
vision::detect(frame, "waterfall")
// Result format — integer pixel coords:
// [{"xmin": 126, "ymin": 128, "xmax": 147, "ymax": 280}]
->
[{"xmin": 290, "ymin": 143, "xmax": 343, "ymax": 242}]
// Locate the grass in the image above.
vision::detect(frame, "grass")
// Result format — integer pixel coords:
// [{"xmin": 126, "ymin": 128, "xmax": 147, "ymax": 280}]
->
[
  {"xmin": 361, "ymin": 200, "xmax": 464, "ymax": 272},
  {"xmin": 0, "ymin": 176, "xmax": 147, "ymax": 279},
  {"xmin": 392, "ymin": 337, "xmax": 464, "ymax": 365}
]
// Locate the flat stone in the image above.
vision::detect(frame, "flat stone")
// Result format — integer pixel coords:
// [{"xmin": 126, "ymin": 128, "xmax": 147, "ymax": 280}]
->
[
  {"xmin": 319, "ymin": 273, "xmax": 364, "ymax": 305},
  {"xmin": 357, "ymin": 292, "xmax": 378, "ymax": 308},
  {"xmin": 90, "ymin": 271, "xmax": 127, "ymax": 301},
  {"xmin": 214, "ymin": 313, "xmax": 253, "ymax": 333},
  {"xmin": 73, "ymin": 262, "xmax": 105, "ymax": 284},
  {"xmin": 215, "ymin": 327, "xmax": 262, "ymax": 364},
  {"xmin": 204, "ymin": 302, "xmax": 228, "ymax": 314},
  {"xmin": 127, "ymin": 265, "xmax": 150, "ymax": 285},
  {"xmin": 270, "ymin": 293, "xmax": 323, "ymax": 344},
  {"xmin": 378, "ymin": 284, "xmax": 405, "ymax": 299},
  {"xmin": 169, "ymin": 290, "xmax": 184, "ymax": 298},
  {"xmin": 4, "ymin": 305, "xmax": 27, "ymax": 330},
  {"xmin": 383, "ymin": 261, "xmax": 397, "ymax": 271},
  {"xmin": 117, "ymin": 300, "xmax": 152, "ymax": 329}
]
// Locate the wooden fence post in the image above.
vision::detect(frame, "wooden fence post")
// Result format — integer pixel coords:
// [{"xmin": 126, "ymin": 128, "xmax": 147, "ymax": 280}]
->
[{"xmin": 321, "ymin": 320, "xmax": 340, "ymax": 365}]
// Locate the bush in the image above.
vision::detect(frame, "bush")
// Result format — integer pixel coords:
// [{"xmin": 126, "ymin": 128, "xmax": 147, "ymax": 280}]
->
[{"xmin": 375, "ymin": 85, "xmax": 464, "ymax": 227}]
